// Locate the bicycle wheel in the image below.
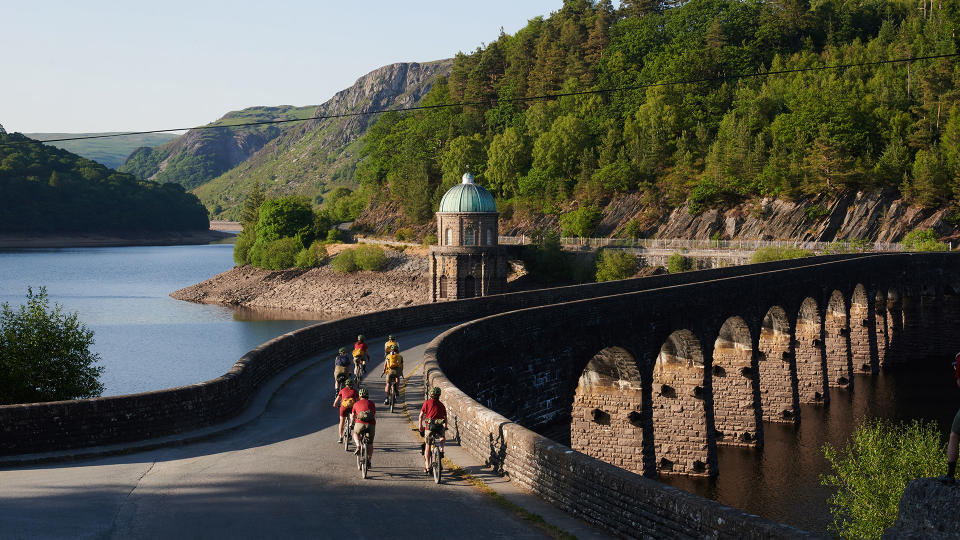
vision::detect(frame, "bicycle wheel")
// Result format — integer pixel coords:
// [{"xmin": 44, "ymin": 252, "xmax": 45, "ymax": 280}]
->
[
  {"xmin": 360, "ymin": 441, "xmax": 369, "ymax": 479},
  {"xmin": 389, "ymin": 387, "xmax": 396, "ymax": 413},
  {"xmin": 343, "ymin": 417, "xmax": 351, "ymax": 452},
  {"xmin": 432, "ymin": 448, "xmax": 441, "ymax": 484}
]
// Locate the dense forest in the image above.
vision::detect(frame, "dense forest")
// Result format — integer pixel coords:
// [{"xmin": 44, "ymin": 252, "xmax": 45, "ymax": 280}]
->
[
  {"xmin": 0, "ymin": 133, "xmax": 209, "ymax": 233},
  {"xmin": 354, "ymin": 0, "xmax": 960, "ymax": 230}
]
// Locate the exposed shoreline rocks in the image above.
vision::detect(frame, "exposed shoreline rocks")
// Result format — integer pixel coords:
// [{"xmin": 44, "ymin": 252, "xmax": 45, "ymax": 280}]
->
[
  {"xmin": 171, "ymin": 248, "xmax": 431, "ymax": 318},
  {"xmin": 0, "ymin": 229, "xmax": 234, "ymax": 249}
]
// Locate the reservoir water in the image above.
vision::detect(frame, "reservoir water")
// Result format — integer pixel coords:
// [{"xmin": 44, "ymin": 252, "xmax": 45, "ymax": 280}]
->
[{"xmin": 0, "ymin": 243, "xmax": 319, "ymax": 396}]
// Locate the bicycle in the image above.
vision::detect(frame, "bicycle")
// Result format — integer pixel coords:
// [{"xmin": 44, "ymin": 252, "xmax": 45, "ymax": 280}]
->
[
  {"xmin": 356, "ymin": 430, "xmax": 371, "ymax": 479},
  {"xmin": 342, "ymin": 411, "xmax": 354, "ymax": 452},
  {"xmin": 422, "ymin": 421, "xmax": 444, "ymax": 484},
  {"xmin": 334, "ymin": 372, "xmax": 349, "ymax": 393},
  {"xmin": 386, "ymin": 376, "xmax": 400, "ymax": 413}
]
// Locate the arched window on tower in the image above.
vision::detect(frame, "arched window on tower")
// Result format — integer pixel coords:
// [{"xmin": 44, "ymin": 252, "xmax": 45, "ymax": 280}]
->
[
  {"xmin": 439, "ymin": 275, "xmax": 448, "ymax": 298},
  {"xmin": 464, "ymin": 226, "xmax": 475, "ymax": 246},
  {"xmin": 486, "ymin": 228, "xmax": 494, "ymax": 246},
  {"xmin": 445, "ymin": 228, "xmax": 452, "ymax": 246}
]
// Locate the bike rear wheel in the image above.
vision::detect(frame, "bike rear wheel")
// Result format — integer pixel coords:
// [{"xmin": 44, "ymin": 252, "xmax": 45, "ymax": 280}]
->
[
  {"xmin": 389, "ymin": 387, "xmax": 396, "ymax": 413},
  {"xmin": 359, "ymin": 440, "xmax": 369, "ymax": 479},
  {"xmin": 432, "ymin": 447, "xmax": 442, "ymax": 484},
  {"xmin": 343, "ymin": 416, "xmax": 351, "ymax": 452}
]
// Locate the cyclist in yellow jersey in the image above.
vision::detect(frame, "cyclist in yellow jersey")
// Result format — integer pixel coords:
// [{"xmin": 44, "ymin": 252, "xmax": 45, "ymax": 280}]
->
[
  {"xmin": 384, "ymin": 334, "xmax": 399, "ymax": 356},
  {"xmin": 382, "ymin": 345, "xmax": 403, "ymax": 404}
]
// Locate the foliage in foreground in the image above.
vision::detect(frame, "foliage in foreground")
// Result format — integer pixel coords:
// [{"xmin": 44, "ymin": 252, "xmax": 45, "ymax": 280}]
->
[
  {"xmin": 595, "ymin": 249, "xmax": 638, "ymax": 282},
  {"xmin": 821, "ymin": 419, "xmax": 944, "ymax": 539},
  {"xmin": 750, "ymin": 246, "xmax": 812, "ymax": 263},
  {"xmin": 901, "ymin": 228, "xmax": 950, "ymax": 252},
  {"xmin": 0, "ymin": 288, "xmax": 104, "ymax": 405}
]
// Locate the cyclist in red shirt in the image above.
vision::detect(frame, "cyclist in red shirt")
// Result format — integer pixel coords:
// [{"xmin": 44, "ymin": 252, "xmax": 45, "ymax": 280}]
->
[
  {"xmin": 418, "ymin": 386, "xmax": 447, "ymax": 474},
  {"xmin": 352, "ymin": 387, "xmax": 376, "ymax": 467},
  {"xmin": 332, "ymin": 378, "xmax": 358, "ymax": 443},
  {"xmin": 352, "ymin": 334, "xmax": 369, "ymax": 377}
]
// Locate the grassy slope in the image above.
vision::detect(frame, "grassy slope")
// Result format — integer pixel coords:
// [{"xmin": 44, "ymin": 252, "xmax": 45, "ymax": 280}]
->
[{"xmin": 23, "ymin": 133, "xmax": 179, "ymax": 169}]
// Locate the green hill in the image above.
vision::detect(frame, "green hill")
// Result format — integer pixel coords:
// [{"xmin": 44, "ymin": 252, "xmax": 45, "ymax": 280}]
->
[
  {"xmin": 119, "ymin": 105, "xmax": 318, "ymax": 190},
  {"xmin": 353, "ymin": 0, "xmax": 960, "ymax": 232},
  {"xmin": 23, "ymin": 132, "xmax": 179, "ymax": 169},
  {"xmin": 0, "ymin": 132, "xmax": 208, "ymax": 233}
]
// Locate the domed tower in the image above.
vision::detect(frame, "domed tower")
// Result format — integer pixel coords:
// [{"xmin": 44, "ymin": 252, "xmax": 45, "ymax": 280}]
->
[{"xmin": 430, "ymin": 172, "xmax": 507, "ymax": 301}]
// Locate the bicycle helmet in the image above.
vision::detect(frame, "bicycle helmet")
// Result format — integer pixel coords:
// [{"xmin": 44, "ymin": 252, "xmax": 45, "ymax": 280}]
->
[
  {"xmin": 430, "ymin": 387, "xmax": 441, "ymax": 398},
  {"xmin": 357, "ymin": 334, "xmax": 365, "ymax": 342},
  {"xmin": 388, "ymin": 334, "xmax": 396, "ymax": 340},
  {"xmin": 390, "ymin": 345, "xmax": 399, "ymax": 353},
  {"xmin": 339, "ymin": 347, "xmax": 348, "ymax": 354},
  {"xmin": 345, "ymin": 377, "xmax": 355, "ymax": 387},
  {"xmin": 358, "ymin": 387, "xmax": 369, "ymax": 398}
]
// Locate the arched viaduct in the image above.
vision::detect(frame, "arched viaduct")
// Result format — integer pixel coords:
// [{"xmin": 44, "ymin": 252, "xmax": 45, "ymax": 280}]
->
[
  {"xmin": 2, "ymin": 253, "xmax": 958, "ymax": 538},
  {"xmin": 423, "ymin": 253, "xmax": 960, "ymax": 536}
]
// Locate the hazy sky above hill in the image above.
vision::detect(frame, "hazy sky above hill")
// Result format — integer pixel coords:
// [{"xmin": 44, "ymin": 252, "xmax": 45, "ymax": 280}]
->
[{"xmin": 1, "ymin": 0, "xmax": 563, "ymax": 133}]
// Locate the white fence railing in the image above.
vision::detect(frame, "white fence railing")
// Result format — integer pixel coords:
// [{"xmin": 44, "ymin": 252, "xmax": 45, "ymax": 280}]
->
[{"xmin": 499, "ymin": 236, "xmax": 906, "ymax": 252}]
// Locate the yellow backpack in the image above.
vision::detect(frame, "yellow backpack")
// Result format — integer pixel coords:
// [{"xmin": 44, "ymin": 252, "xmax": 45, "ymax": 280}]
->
[
  {"xmin": 387, "ymin": 353, "xmax": 402, "ymax": 370},
  {"xmin": 342, "ymin": 397, "xmax": 356, "ymax": 408}
]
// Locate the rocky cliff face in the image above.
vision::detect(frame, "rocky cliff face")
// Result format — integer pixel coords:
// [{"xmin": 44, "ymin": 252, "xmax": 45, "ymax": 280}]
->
[
  {"xmin": 0, "ymin": 123, "xmax": 6, "ymax": 135},
  {"xmin": 190, "ymin": 59, "xmax": 453, "ymax": 218},
  {"xmin": 591, "ymin": 190, "xmax": 958, "ymax": 243}
]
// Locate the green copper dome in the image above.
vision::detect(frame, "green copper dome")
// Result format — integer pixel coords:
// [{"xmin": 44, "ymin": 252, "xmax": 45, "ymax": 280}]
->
[{"xmin": 438, "ymin": 172, "xmax": 497, "ymax": 213}]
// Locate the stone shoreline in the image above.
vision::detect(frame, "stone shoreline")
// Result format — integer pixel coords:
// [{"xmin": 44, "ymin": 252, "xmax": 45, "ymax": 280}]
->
[{"xmin": 171, "ymin": 248, "xmax": 432, "ymax": 317}]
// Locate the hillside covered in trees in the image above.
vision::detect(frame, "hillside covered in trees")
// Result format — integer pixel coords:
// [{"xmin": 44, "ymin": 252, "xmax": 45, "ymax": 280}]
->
[
  {"xmin": 352, "ymin": 0, "xmax": 960, "ymax": 234},
  {"xmin": 0, "ymin": 133, "xmax": 209, "ymax": 233}
]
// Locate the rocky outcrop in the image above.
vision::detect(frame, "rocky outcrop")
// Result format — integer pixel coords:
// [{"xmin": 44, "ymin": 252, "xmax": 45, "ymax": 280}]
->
[
  {"xmin": 0, "ymin": 123, "xmax": 6, "ymax": 135},
  {"xmin": 590, "ymin": 190, "xmax": 957, "ymax": 243},
  {"xmin": 190, "ymin": 59, "xmax": 453, "ymax": 218},
  {"xmin": 883, "ymin": 478, "xmax": 960, "ymax": 538}
]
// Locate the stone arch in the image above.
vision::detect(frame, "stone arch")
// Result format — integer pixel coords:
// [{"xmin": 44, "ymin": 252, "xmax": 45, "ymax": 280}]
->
[
  {"xmin": 653, "ymin": 330, "xmax": 709, "ymax": 475},
  {"xmin": 571, "ymin": 347, "xmax": 648, "ymax": 475},
  {"xmin": 885, "ymin": 287, "xmax": 904, "ymax": 363},
  {"xmin": 757, "ymin": 306, "xmax": 797, "ymax": 422},
  {"xmin": 711, "ymin": 316, "xmax": 758, "ymax": 445},
  {"xmin": 795, "ymin": 297, "xmax": 827, "ymax": 404},
  {"xmin": 850, "ymin": 284, "xmax": 873, "ymax": 372},
  {"xmin": 824, "ymin": 290, "xmax": 852, "ymax": 387},
  {"xmin": 874, "ymin": 289, "xmax": 889, "ymax": 366}
]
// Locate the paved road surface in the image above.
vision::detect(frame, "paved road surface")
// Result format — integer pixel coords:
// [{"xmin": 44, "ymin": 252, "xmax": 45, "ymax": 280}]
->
[{"xmin": 0, "ymin": 326, "xmax": 569, "ymax": 540}]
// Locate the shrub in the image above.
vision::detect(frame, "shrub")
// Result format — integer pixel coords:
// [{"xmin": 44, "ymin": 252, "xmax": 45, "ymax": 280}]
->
[
  {"xmin": 901, "ymin": 228, "xmax": 949, "ymax": 251},
  {"xmin": 622, "ymin": 219, "xmax": 643, "ymax": 240},
  {"xmin": 750, "ymin": 246, "xmax": 812, "ymax": 263},
  {"xmin": 595, "ymin": 250, "xmax": 638, "ymax": 282},
  {"xmin": 354, "ymin": 245, "xmax": 388, "ymax": 271},
  {"xmin": 331, "ymin": 248, "xmax": 357, "ymax": 273},
  {"xmin": 423, "ymin": 233, "xmax": 438, "ymax": 246},
  {"xmin": 667, "ymin": 252, "xmax": 694, "ymax": 273},
  {"xmin": 805, "ymin": 204, "xmax": 831, "ymax": 221},
  {"xmin": 821, "ymin": 419, "xmax": 944, "ymax": 539},
  {"xmin": 295, "ymin": 241, "xmax": 328, "ymax": 269},
  {"xmin": 0, "ymin": 287, "xmax": 104, "ymax": 404},
  {"xmin": 233, "ymin": 229, "xmax": 256, "ymax": 265},
  {"xmin": 394, "ymin": 227, "xmax": 414, "ymax": 242},
  {"xmin": 559, "ymin": 205, "xmax": 601, "ymax": 237},
  {"xmin": 249, "ymin": 237, "xmax": 300, "ymax": 270},
  {"xmin": 326, "ymin": 228, "xmax": 344, "ymax": 243},
  {"xmin": 255, "ymin": 196, "xmax": 315, "ymax": 244}
]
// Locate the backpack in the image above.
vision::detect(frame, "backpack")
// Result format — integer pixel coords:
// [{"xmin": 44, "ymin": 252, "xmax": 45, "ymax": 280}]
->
[
  {"xmin": 387, "ymin": 353, "xmax": 402, "ymax": 369},
  {"xmin": 357, "ymin": 410, "xmax": 374, "ymax": 422},
  {"xmin": 342, "ymin": 397, "xmax": 355, "ymax": 408}
]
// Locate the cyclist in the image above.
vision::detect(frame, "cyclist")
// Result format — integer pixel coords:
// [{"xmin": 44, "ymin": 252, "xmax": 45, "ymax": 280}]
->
[
  {"xmin": 353, "ymin": 334, "xmax": 369, "ymax": 378},
  {"xmin": 419, "ymin": 386, "xmax": 447, "ymax": 474},
  {"xmin": 384, "ymin": 334, "xmax": 399, "ymax": 356},
  {"xmin": 382, "ymin": 345, "xmax": 404, "ymax": 405},
  {"xmin": 332, "ymin": 377, "xmax": 358, "ymax": 443},
  {"xmin": 333, "ymin": 347, "xmax": 353, "ymax": 391},
  {"xmin": 352, "ymin": 387, "xmax": 376, "ymax": 467}
]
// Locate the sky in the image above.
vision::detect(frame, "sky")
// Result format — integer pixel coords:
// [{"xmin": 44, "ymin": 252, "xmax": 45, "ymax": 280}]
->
[{"xmin": 1, "ymin": 0, "xmax": 564, "ymax": 134}]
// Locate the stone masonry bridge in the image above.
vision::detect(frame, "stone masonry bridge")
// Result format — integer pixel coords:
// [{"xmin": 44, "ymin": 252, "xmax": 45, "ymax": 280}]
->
[{"xmin": 2, "ymin": 253, "xmax": 958, "ymax": 538}]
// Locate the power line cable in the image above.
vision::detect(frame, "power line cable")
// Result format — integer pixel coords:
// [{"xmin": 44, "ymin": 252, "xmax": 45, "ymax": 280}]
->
[{"xmin": 3, "ymin": 51, "xmax": 957, "ymax": 147}]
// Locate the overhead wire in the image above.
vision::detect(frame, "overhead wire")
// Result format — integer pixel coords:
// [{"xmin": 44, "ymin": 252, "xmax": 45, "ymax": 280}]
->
[{"xmin": 2, "ymin": 51, "xmax": 957, "ymax": 147}]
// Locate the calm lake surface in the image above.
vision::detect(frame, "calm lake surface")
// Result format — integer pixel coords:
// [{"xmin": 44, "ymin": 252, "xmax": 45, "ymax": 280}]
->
[
  {"xmin": 0, "ymin": 243, "xmax": 320, "ymax": 396},
  {"xmin": 661, "ymin": 360, "xmax": 958, "ymax": 534}
]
